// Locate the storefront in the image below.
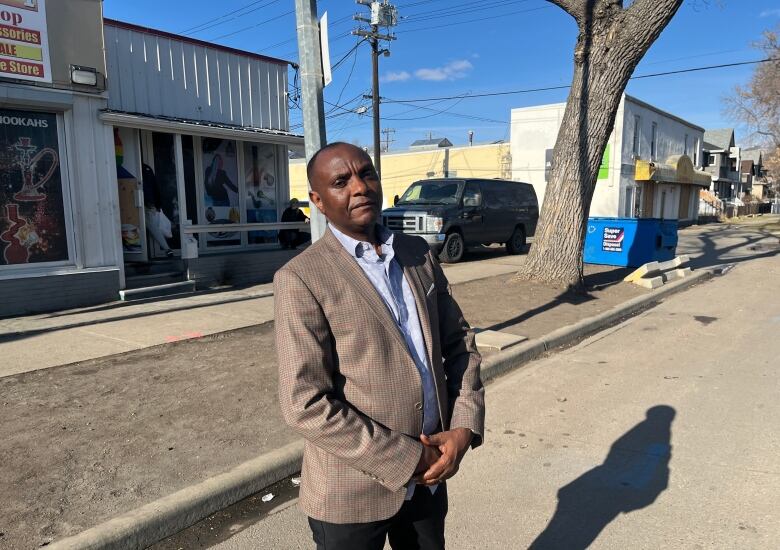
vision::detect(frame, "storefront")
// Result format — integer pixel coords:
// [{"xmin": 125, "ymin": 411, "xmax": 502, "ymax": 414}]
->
[
  {"xmin": 0, "ymin": 0, "xmax": 120, "ymax": 317},
  {"xmin": 101, "ymin": 18, "xmax": 304, "ymax": 293},
  {"xmin": 0, "ymin": 2, "xmax": 304, "ymax": 317},
  {"xmin": 634, "ymin": 154, "xmax": 711, "ymax": 224}
]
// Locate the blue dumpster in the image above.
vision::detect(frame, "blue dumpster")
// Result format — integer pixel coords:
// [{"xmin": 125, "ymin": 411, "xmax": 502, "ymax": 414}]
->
[{"xmin": 584, "ymin": 217, "xmax": 678, "ymax": 267}]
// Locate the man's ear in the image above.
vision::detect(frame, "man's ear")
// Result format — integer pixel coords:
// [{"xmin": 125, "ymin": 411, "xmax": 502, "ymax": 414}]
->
[{"xmin": 309, "ymin": 190, "xmax": 325, "ymax": 215}]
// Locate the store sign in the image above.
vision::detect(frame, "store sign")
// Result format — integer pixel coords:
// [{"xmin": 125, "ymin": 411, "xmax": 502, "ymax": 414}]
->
[
  {"xmin": 602, "ymin": 226, "xmax": 624, "ymax": 253},
  {"xmin": 0, "ymin": 0, "xmax": 51, "ymax": 83},
  {"xmin": 597, "ymin": 144, "xmax": 610, "ymax": 180},
  {"xmin": 0, "ymin": 108, "xmax": 68, "ymax": 265}
]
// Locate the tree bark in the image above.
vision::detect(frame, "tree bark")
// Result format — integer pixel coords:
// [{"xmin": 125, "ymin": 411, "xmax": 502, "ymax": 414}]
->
[{"xmin": 517, "ymin": 0, "xmax": 683, "ymax": 289}]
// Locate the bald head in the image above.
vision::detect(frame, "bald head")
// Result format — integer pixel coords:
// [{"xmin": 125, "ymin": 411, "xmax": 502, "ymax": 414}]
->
[
  {"xmin": 307, "ymin": 142, "xmax": 372, "ymax": 191},
  {"xmin": 306, "ymin": 142, "xmax": 383, "ymax": 240}
]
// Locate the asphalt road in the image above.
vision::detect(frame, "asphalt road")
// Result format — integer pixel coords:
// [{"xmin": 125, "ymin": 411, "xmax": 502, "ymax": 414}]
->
[{"xmin": 162, "ymin": 225, "xmax": 780, "ymax": 549}]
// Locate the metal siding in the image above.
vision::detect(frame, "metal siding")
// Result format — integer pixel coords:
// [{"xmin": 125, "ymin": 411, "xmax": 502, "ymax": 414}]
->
[
  {"xmin": 259, "ymin": 61, "xmax": 272, "ymax": 130},
  {"xmin": 143, "ymin": 34, "xmax": 164, "ymax": 116},
  {"xmin": 68, "ymin": 96, "xmax": 120, "ymax": 269},
  {"xmin": 159, "ymin": 38, "xmax": 179, "ymax": 119},
  {"xmin": 129, "ymin": 31, "xmax": 149, "ymax": 114},
  {"xmin": 250, "ymin": 59, "xmax": 265, "ymax": 128},
  {"xmin": 229, "ymin": 54, "xmax": 244, "ymax": 126},
  {"xmin": 105, "ymin": 25, "xmax": 284, "ymax": 130},
  {"xmin": 218, "ymin": 51, "xmax": 233, "ymax": 123},
  {"xmin": 105, "ymin": 26, "xmax": 124, "ymax": 111},
  {"xmin": 204, "ymin": 48, "xmax": 221, "ymax": 122},
  {"xmin": 194, "ymin": 46, "xmax": 211, "ymax": 120},
  {"xmin": 239, "ymin": 57, "xmax": 253, "ymax": 127},
  {"xmin": 181, "ymin": 43, "xmax": 201, "ymax": 121},
  {"xmin": 281, "ymin": 68, "xmax": 289, "ymax": 131}
]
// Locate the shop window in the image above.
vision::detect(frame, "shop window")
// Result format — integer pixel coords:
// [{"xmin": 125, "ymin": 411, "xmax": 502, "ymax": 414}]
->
[
  {"xmin": 244, "ymin": 142, "xmax": 279, "ymax": 245},
  {"xmin": 0, "ymin": 109, "xmax": 70, "ymax": 267},
  {"xmin": 650, "ymin": 122, "xmax": 657, "ymax": 160},
  {"xmin": 624, "ymin": 187, "xmax": 635, "ymax": 218},
  {"xmin": 632, "ymin": 115, "xmax": 641, "ymax": 157},
  {"xmin": 181, "ymin": 135, "xmax": 198, "ymax": 239},
  {"xmin": 201, "ymin": 138, "xmax": 241, "ymax": 248}
]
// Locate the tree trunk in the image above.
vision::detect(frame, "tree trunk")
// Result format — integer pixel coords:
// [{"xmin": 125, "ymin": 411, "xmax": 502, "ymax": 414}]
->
[{"xmin": 517, "ymin": 0, "xmax": 683, "ymax": 289}]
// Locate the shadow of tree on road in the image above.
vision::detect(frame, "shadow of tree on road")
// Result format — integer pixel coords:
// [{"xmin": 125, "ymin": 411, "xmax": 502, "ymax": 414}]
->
[{"xmin": 529, "ymin": 406, "xmax": 676, "ymax": 550}]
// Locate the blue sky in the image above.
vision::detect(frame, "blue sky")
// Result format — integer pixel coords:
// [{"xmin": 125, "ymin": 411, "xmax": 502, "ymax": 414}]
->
[{"xmin": 103, "ymin": 0, "xmax": 780, "ymax": 149}]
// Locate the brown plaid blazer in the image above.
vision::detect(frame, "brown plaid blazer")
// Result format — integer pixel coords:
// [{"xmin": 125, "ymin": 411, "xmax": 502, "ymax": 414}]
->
[{"xmin": 275, "ymin": 228, "xmax": 484, "ymax": 524}]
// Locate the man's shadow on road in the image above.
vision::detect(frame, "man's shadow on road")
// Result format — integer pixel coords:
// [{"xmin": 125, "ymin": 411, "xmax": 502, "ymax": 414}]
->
[{"xmin": 529, "ymin": 405, "xmax": 676, "ymax": 550}]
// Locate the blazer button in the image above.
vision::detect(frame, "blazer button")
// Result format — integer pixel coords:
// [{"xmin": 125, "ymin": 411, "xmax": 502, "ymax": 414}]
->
[{"xmin": 414, "ymin": 402, "xmax": 423, "ymax": 411}]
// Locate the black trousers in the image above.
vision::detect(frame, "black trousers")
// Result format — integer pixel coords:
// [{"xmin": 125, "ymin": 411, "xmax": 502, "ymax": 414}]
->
[{"xmin": 308, "ymin": 484, "xmax": 448, "ymax": 550}]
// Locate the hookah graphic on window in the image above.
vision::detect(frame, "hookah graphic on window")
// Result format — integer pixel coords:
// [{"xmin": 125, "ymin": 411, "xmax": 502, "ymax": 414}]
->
[
  {"xmin": 0, "ymin": 109, "xmax": 68, "ymax": 266},
  {"xmin": 12, "ymin": 136, "xmax": 58, "ymax": 201}
]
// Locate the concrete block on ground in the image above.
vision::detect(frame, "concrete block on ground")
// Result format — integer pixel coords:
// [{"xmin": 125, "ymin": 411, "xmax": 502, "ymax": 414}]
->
[
  {"xmin": 635, "ymin": 276, "xmax": 664, "ymax": 289},
  {"xmin": 624, "ymin": 255, "xmax": 690, "ymax": 282},
  {"xmin": 474, "ymin": 329, "xmax": 528, "ymax": 351},
  {"xmin": 663, "ymin": 267, "xmax": 693, "ymax": 284}
]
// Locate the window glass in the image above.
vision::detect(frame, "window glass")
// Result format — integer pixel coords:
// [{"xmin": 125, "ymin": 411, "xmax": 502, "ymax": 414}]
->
[
  {"xmin": 463, "ymin": 182, "xmax": 482, "ymax": 207},
  {"xmin": 244, "ymin": 142, "xmax": 279, "ymax": 244},
  {"xmin": 181, "ymin": 135, "xmax": 198, "ymax": 243},
  {"xmin": 633, "ymin": 115, "xmax": 641, "ymax": 155},
  {"xmin": 0, "ymin": 109, "xmax": 69, "ymax": 266},
  {"xmin": 201, "ymin": 138, "xmax": 240, "ymax": 247},
  {"xmin": 481, "ymin": 181, "xmax": 503, "ymax": 209},
  {"xmin": 398, "ymin": 180, "xmax": 462, "ymax": 205},
  {"xmin": 651, "ymin": 122, "xmax": 657, "ymax": 159},
  {"xmin": 148, "ymin": 132, "xmax": 180, "ymax": 250}
]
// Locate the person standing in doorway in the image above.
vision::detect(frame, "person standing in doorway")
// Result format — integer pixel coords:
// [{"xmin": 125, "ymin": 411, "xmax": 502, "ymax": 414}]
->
[
  {"xmin": 279, "ymin": 198, "xmax": 309, "ymax": 249},
  {"xmin": 275, "ymin": 142, "xmax": 485, "ymax": 550},
  {"xmin": 142, "ymin": 164, "xmax": 173, "ymax": 258}
]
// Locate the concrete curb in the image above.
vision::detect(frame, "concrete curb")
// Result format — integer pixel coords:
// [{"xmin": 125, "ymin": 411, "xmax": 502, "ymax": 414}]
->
[
  {"xmin": 47, "ymin": 441, "xmax": 304, "ymax": 550},
  {"xmin": 48, "ymin": 269, "xmax": 714, "ymax": 550}
]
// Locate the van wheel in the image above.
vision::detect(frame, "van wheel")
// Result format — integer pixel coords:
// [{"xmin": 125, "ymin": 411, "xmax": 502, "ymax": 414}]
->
[
  {"xmin": 439, "ymin": 231, "xmax": 465, "ymax": 263},
  {"xmin": 506, "ymin": 226, "xmax": 526, "ymax": 255}
]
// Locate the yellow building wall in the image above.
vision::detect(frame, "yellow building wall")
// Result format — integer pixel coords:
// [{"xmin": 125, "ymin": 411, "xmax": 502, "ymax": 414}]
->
[{"xmin": 288, "ymin": 143, "xmax": 511, "ymax": 209}]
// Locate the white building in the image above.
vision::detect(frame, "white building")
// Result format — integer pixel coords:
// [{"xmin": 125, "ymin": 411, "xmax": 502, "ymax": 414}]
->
[{"xmin": 511, "ymin": 94, "xmax": 710, "ymax": 223}]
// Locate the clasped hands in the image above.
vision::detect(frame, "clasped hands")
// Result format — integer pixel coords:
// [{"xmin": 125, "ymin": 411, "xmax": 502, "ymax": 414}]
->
[{"xmin": 412, "ymin": 427, "xmax": 473, "ymax": 486}]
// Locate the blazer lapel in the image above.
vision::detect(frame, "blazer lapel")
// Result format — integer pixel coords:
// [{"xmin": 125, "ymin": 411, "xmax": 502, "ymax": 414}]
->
[{"xmin": 321, "ymin": 229, "xmax": 410, "ymax": 354}]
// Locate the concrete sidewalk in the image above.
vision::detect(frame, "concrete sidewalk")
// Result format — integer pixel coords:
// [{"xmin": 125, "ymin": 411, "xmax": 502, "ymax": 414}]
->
[
  {"xmin": 2, "ymin": 216, "xmax": 777, "ymax": 378},
  {"xmin": 188, "ymin": 249, "xmax": 780, "ymax": 550},
  {"xmin": 0, "ymin": 250, "xmax": 527, "ymax": 377}
]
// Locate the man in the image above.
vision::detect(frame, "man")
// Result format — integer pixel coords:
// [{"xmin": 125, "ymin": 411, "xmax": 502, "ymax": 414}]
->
[
  {"xmin": 279, "ymin": 198, "xmax": 310, "ymax": 249},
  {"xmin": 275, "ymin": 143, "xmax": 484, "ymax": 550}
]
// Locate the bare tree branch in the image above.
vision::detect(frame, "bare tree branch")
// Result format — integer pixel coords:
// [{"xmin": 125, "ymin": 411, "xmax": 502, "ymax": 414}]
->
[
  {"xmin": 545, "ymin": 0, "xmax": 587, "ymax": 22},
  {"xmin": 623, "ymin": 0, "xmax": 684, "ymax": 54}
]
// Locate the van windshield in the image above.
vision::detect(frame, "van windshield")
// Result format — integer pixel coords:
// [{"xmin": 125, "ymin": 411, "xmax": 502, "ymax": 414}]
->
[{"xmin": 397, "ymin": 180, "xmax": 463, "ymax": 205}]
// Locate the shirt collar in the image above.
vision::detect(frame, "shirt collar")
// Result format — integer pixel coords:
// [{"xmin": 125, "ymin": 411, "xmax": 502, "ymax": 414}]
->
[{"xmin": 330, "ymin": 223, "xmax": 394, "ymax": 260}]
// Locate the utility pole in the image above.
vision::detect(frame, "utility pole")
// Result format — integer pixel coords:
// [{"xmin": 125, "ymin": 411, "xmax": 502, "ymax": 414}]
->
[
  {"xmin": 294, "ymin": 0, "xmax": 327, "ymax": 241},
  {"xmin": 381, "ymin": 127, "xmax": 395, "ymax": 152},
  {"xmin": 353, "ymin": 0, "xmax": 397, "ymax": 178}
]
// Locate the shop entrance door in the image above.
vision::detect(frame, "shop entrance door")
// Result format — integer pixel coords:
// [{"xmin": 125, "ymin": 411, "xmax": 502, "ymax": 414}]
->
[
  {"xmin": 115, "ymin": 127, "xmax": 148, "ymax": 263},
  {"xmin": 655, "ymin": 184, "xmax": 680, "ymax": 220},
  {"xmin": 140, "ymin": 131, "xmax": 182, "ymax": 259}
]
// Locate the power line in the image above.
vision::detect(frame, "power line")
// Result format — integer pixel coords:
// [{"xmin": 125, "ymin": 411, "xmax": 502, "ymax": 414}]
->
[
  {"xmin": 400, "ymin": 0, "xmax": 533, "ymax": 22},
  {"xmin": 210, "ymin": 10, "xmax": 293, "ymax": 41},
  {"xmin": 382, "ymin": 58, "xmax": 778, "ymax": 104},
  {"xmin": 396, "ymin": 5, "xmax": 552, "ymax": 34},
  {"xmin": 181, "ymin": 0, "xmax": 285, "ymax": 36}
]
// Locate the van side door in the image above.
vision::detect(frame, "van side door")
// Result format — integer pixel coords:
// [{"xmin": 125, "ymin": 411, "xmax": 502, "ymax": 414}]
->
[
  {"xmin": 521, "ymin": 183, "xmax": 539, "ymax": 236},
  {"xmin": 459, "ymin": 181, "xmax": 485, "ymax": 245},
  {"xmin": 481, "ymin": 180, "xmax": 514, "ymax": 244}
]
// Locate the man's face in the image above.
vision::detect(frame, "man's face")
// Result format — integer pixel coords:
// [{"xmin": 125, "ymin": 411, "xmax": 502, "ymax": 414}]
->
[{"xmin": 309, "ymin": 144, "xmax": 383, "ymax": 235}]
